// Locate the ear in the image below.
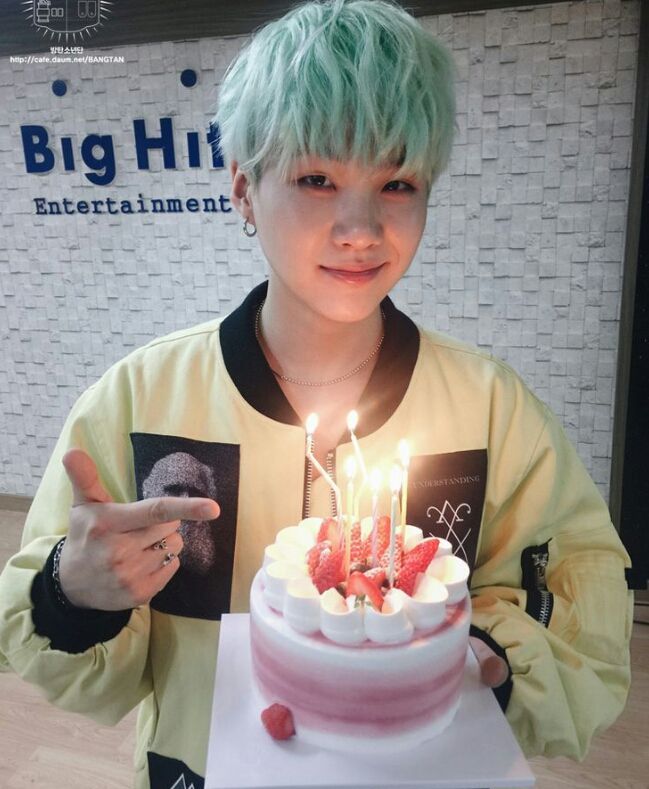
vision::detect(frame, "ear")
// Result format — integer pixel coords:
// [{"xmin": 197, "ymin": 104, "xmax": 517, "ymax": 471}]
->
[{"xmin": 229, "ymin": 161, "xmax": 255, "ymax": 222}]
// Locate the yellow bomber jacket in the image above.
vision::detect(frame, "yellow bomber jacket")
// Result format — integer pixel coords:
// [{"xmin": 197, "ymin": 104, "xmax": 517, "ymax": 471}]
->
[{"xmin": 0, "ymin": 283, "xmax": 633, "ymax": 788}]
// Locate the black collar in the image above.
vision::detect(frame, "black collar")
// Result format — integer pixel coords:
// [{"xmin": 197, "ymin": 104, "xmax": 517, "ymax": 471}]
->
[{"xmin": 219, "ymin": 281, "xmax": 420, "ymax": 439}]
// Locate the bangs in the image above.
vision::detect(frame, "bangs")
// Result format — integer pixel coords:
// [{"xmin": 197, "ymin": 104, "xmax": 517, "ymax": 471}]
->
[{"xmin": 215, "ymin": 0, "xmax": 456, "ymax": 189}]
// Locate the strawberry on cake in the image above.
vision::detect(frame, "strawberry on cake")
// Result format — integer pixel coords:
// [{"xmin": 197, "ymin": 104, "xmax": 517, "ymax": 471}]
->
[{"xmin": 250, "ymin": 516, "xmax": 471, "ymax": 753}]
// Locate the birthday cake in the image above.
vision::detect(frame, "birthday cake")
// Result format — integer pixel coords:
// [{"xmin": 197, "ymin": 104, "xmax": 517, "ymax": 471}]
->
[{"xmin": 250, "ymin": 515, "xmax": 471, "ymax": 753}]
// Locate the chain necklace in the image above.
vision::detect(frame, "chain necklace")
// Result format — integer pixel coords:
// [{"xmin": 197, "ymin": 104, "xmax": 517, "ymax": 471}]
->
[{"xmin": 254, "ymin": 300, "xmax": 385, "ymax": 387}]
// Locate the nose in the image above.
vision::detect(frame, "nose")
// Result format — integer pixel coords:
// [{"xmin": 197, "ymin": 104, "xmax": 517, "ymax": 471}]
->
[{"xmin": 331, "ymin": 192, "xmax": 383, "ymax": 249}]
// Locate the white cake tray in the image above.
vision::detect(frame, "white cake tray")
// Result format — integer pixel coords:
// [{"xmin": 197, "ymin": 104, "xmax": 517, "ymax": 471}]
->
[{"xmin": 205, "ymin": 614, "xmax": 535, "ymax": 789}]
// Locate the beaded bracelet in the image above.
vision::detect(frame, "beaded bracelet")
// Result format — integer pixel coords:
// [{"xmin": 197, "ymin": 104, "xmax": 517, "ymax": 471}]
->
[{"xmin": 51, "ymin": 537, "xmax": 74, "ymax": 609}]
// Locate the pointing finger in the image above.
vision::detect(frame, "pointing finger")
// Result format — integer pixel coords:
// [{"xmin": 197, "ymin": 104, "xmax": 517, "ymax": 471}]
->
[
  {"xmin": 63, "ymin": 448, "xmax": 113, "ymax": 506},
  {"xmin": 98, "ymin": 496, "xmax": 220, "ymax": 534}
]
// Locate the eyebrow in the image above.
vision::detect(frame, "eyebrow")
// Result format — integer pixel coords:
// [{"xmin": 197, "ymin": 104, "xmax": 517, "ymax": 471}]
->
[{"xmin": 294, "ymin": 156, "xmax": 416, "ymax": 179}]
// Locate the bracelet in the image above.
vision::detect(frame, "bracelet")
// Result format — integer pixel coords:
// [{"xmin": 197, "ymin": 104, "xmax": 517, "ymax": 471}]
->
[{"xmin": 52, "ymin": 537, "xmax": 75, "ymax": 609}]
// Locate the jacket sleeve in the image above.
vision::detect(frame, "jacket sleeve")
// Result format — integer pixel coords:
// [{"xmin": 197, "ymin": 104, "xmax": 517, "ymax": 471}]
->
[
  {"xmin": 0, "ymin": 369, "xmax": 153, "ymax": 726},
  {"xmin": 470, "ymin": 385, "xmax": 633, "ymax": 760}
]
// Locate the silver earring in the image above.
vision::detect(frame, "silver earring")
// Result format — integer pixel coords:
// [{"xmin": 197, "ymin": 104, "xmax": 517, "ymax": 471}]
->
[{"xmin": 243, "ymin": 219, "xmax": 257, "ymax": 237}]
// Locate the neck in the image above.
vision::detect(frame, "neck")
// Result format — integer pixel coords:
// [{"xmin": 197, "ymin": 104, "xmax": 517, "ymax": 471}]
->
[{"xmin": 258, "ymin": 281, "xmax": 384, "ymax": 385}]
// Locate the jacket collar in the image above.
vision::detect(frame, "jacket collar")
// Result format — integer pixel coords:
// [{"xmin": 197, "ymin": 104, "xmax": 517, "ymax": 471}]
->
[{"xmin": 219, "ymin": 281, "xmax": 419, "ymax": 438}]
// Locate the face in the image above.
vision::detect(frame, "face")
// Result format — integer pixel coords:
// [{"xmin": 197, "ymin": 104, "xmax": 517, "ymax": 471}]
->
[
  {"xmin": 142, "ymin": 453, "xmax": 218, "ymax": 575},
  {"xmin": 230, "ymin": 156, "xmax": 429, "ymax": 324}
]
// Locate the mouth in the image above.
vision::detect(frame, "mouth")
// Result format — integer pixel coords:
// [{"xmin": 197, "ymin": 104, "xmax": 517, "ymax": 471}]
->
[{"xmin": 320, "ymin": 262, "xmax": 386, "ymax": 284}]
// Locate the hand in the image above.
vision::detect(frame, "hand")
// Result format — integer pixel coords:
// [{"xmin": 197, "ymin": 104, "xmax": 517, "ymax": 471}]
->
[
  {"xmin": 57, "ymin": 448, "xmax": 220, "ymax": 611},
  {"xmin": 469, "ymin": 635, "xmax": 509, "ymax": 688}
]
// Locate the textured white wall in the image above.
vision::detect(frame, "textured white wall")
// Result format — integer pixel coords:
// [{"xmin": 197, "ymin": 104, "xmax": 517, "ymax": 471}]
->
[{"xmin": 0, "ymin": 0, "xmax": 640, "ymax": 498}]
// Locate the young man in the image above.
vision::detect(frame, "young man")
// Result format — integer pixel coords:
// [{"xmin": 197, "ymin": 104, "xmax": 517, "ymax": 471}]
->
[{"xmin": 0, "ymin": 1, "xmax": 632, "ymax": 787}]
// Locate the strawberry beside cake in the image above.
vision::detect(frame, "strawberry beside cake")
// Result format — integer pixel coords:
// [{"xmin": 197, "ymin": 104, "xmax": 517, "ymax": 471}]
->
[{"xmin": 250, "ymin": 516, "xmax": 471, "ymax": 753}]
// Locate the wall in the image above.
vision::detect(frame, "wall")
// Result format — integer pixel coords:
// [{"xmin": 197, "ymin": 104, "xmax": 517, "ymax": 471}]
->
[{"xmin": 0, "ymin": 0, "xmax": 640, "ymax": 498}]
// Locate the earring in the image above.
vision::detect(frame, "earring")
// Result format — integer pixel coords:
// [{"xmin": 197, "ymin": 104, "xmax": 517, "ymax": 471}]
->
[{"xmin": 243, "ymin": 219, "xmax": 257, "ymax": 238}]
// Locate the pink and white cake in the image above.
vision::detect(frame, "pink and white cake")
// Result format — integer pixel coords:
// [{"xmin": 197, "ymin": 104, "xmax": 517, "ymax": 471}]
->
[{"xmin": 250, "ymin": 516, "xmax": 471, "ymax": 753}]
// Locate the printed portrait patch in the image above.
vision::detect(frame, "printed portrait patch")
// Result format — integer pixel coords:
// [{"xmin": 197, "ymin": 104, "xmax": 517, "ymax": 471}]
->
[
  {"xmin": 406, "ymin": 449, "xmax": 488, "ymax": 573},
  {"xmin": 147, "ymin": 752, "xmax": 204, "ymax": 789},
  {"xmin": 131, "ymin": 433, "xmax": 239, "ymax": 621}
]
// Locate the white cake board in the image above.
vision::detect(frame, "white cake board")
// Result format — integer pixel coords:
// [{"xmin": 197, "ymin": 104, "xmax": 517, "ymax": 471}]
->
[{"xmin": 205, "ymin": 614, "xmax": 535, "ymax": 789}]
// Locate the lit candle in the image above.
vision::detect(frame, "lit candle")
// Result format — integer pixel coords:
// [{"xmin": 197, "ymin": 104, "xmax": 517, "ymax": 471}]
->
[
  {"xmin": 347, "ymin": 410, "xmax": 368, "ymax": 480},
  {"xmin": 345, "ymin": 456, "xmax": 356, "ymax": 521},
  {"xmin": 370, "ymin": 468, "xmax": 382, "ymax": 567},
  {"xmin": 344, "ymin": 456, "xmax": 356, "ymax": 577},
  {"xmin": 399, "ymin": 439, "xmax": 410, "ymax": 538},
  {"xmin": 305, "ymin": 413, "xmax": 318, "ymax": 454},
  {"xmin": 388, "ymin": 464, "xmax": 402, "ymax": 587},
  {"xmin": 353, "ymin": 487, "xmax": 362, "ymax": 524},
  {"xmin": 305, "ymin": 413, "xmax": 343, "ymax": 526}
]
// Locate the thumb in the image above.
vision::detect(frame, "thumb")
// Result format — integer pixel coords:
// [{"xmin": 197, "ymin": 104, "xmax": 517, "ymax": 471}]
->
[
  {"xmin": 62, "ymin": 448, "xmax": 113, "ymax": 506},
  {"xmin": 469, "ymin": 635, "xmax": 509, "ymax": 688}
]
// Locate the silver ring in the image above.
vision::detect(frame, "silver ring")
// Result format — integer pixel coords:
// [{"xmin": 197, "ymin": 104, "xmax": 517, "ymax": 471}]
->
[
  {"xmin": 153, "ymin": 538, "xmax": 168, "ymax": 551},
  {"xmin": 162, "ymin": 552, "xmax": 176, "ymax": 567}
]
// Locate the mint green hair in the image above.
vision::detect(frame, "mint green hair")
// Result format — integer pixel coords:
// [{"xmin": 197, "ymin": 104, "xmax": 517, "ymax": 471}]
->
[{"xmin": 213, "ymin": 0, "xmax": 456, "ymax": 191}]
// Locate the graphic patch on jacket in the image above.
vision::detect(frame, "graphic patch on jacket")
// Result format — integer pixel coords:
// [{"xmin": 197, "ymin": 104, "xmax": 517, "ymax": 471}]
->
[
  {"xmin": 131, "ymin": 433, "xmax": 240, "ymax": 621},
  {"xmin": 147, "ymin": 752, "xmax": 204, "ymax": 789},
  {"xmin": 521, "ymin": 540, "xmax": 554, "ymax": 627},
  {"xmin": 406, "ymin": 449, "xmax": 487, "ymax": 573}
]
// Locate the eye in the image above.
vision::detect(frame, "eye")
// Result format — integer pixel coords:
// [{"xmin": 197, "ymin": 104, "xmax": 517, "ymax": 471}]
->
[
  {"xmin": 298, "ymin": 174, "xmax": 332, "ymax": 189},
  {"xmin": 384, "ymin": 180, "xmax": 416, "ymax": 193}
]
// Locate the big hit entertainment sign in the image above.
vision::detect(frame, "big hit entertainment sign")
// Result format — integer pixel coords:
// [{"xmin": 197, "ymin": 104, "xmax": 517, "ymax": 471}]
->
[{"xmin": 20, "ymin": 117, "xmax": 232, "ymax": 217}]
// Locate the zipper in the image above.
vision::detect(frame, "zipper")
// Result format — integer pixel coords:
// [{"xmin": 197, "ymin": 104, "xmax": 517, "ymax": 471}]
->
[
  {"xmin": 302, "ymin": 442, "xmax": 314, "ymax": 519},
  {"xmin": 302, "ymin": 440, "xmax": 338, "ymax": 519},
  {"xmin": 538, "ymin": 590, "xmax": 551, "ymax": 627},
  {"xmin": 326, "ymin": 450, "xmax": 337, "ymax": 517}
]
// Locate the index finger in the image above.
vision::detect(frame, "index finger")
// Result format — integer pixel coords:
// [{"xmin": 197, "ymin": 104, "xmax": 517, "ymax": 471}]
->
[{"xmin": 105, "ymin": 496, "xmax": 220, "ymax": 533}]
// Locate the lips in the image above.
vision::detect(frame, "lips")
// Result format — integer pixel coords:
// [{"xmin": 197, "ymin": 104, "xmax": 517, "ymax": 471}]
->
[
  {"xmin": 326, "ymin": 260, "xmax": 384, "ymax": 271},
  {"xmin": 321, "ymin": 262, "xmax": 386, "ymax": 283}
]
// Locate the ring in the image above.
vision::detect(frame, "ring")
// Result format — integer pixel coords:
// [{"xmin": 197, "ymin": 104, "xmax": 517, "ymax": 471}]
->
[
  {"xmin": 162, "ymin": 552, "xmax": 176, "ymax": 567},
  {"xmin": 153, "ymin": 538, "xmax": 168, "ymax": 551}
]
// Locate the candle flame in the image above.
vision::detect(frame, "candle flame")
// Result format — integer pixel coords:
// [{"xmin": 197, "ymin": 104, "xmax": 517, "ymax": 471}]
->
[
  {"xmin": 345, "ymin": 455, "xmax": 357, "ymax": 480},
  {"xmin": 346, "ymin": 410, "xmax": 359, "ymax": 432},
  {"xmin": 370, "ymin": 468, "xmax": 382, "ymax": 493},
  {"xmin": 398, "ymin": 439, "xmax": 410, "ymax": 468},
  {"xmin": 305, "ymin": 413, "xmax": 319, "ymax": 435},
  {"xmin": 390, "ymin": 464, "xmax": 402, "ymax": 494}
]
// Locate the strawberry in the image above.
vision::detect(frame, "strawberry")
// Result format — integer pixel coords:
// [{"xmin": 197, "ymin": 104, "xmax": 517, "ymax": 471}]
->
[
  {"xmin": 306, "ymin": 540, "xmax": 330, "ymax": 578},
  {"xmin": 312, "ymin": 548, "xmax": 345, "ymax": 593},
  {"xmin": 261, "ymin": 703, "xmax": 295, "ymax": 740},
  {"xmin": 395, "ymin": 538, "xmax": 440, "ymax": 596},
  {"xmin": 379, "ymin": 533, "xmax": 403, "ymax": 577},
  {"xmin": 364, "ymin": 567, "xmax": 386, "ymax": 587},
  {"xmin": 316, "ymin": 517, "xmax": 340, "ymax": 549},
  {"xmin": 349, "ymin": 522, "xmax": 363, "ymax": 564},
  {"xmin": 347, "ymin": 571, "xmax": 384, "ymax": 611},
  {"xmin": 362, "ymin": 515, "xmax": 391, "ymax": 563}
]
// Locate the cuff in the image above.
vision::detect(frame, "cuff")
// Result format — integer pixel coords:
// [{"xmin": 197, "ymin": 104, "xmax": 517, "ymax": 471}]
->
[
  {"xmin": 30, "ymin": 541, "xmax": 132, "ymax": 654},
  {"xmin": 470, "ymin": 624, "xmax": 513, "ymax": 712}
]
